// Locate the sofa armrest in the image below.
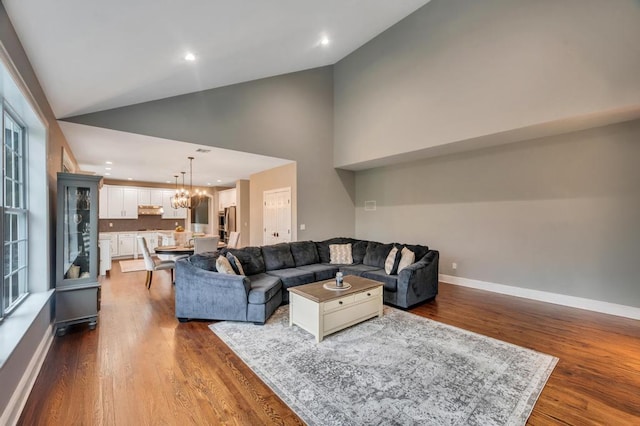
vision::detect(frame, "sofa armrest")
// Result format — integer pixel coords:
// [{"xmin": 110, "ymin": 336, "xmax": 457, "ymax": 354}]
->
[
  {"xmin": 396, "ymin": 250, "xmax": 439, "ymax": 308},
  {"xmin": 175, "ymin": 258, "xmax": 251, "ymax": 321}
]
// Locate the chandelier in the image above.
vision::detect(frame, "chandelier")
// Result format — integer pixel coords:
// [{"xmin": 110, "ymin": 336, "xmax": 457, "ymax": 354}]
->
[{"xmin": 170, "ymin": 156, "xmax": 206, "ymax": 210}]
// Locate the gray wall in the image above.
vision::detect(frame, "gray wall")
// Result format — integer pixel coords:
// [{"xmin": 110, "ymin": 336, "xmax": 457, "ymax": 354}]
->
[
  {"xmin": 65, "ymin": 67, "xmax": 355, "ymax": 241},
  {"xmin": 334, "ymin": 0, "xmax": 640, "ymax": 169},
  {"xmin": 355, "ymin": 120, "xmax": 640, "ymax": 307}
]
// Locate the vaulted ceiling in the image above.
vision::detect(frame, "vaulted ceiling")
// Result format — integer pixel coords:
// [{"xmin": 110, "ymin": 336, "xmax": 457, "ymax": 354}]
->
[{"xmin": 3, "ymin": 0, "xmax": 430, "ymax": 184}]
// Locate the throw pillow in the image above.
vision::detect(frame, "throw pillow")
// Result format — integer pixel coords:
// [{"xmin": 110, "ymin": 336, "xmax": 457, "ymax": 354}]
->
[
  {"xmin": 397, "ymin": 247, "xmax": 415, "ymax": 273},
  {"xmin": 329, "ymin": 243, "xmax": 353, "ymax": 264},
  {"xmin": 226, "ymin": 252, "xmax": 245, "ymax": 276},
  {"xmin": 216, "ymin": 256, "xmax": 236, "ymax": 275},
  {"xmin": 384, "ymin": 246, "xmax": 401, "ymax": 275}
]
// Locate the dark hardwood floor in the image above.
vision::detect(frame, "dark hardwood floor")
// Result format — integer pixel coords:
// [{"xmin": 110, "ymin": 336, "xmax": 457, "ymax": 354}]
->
[{"xmin": 19, "ymin": 261, "xmax": 640, "ymax": 425}]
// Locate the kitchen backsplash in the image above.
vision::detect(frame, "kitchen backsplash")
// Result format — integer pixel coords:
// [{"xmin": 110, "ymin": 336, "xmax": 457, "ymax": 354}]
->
[{"xmin": 99, "ymin": 217, "xmax": 185, "ymax": 233}]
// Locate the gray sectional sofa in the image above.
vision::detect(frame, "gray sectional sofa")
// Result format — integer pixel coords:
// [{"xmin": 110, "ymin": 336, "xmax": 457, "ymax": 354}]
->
[{"xmin": 174, "ymin": 237, "xmax": 439, "ymax": 324}]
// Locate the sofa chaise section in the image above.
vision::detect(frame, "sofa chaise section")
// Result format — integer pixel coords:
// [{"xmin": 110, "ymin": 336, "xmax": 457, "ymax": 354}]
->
[{"xmin": 175, "ymin": 256, "xmax": 282, "ymax": 324}]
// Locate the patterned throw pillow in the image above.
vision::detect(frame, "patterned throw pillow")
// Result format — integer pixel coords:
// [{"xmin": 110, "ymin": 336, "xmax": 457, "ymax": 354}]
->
[
  {"xmin": 216, "ymin": 255, "xmax": 236, "ymax": 275},
  {"xmin": 384, "ymin": 246, "xmax": 401, "ymax": 275},
  {"xmin": 329, "ymin": 243, "xmax": 353, "ymax": 265},
  {"xmin": 226, "ymin": 252, "xmax": 245, "ymax": 276},
  {"xmin": 397, "ymin": 247, "xmax": 416, "ymax": 273}
]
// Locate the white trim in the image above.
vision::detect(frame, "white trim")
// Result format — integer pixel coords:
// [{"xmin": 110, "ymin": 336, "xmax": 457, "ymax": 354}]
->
[
  {"xmin": 440, "ymin": 274, "xmax": 640, "ymax": 320},
  {"xmin": 0, "ymin": 42, "xmax": 48, "ymax": 130},
  {"xmin": 0, "ymin": 325, "xmax": 54, "ymax": 426}
]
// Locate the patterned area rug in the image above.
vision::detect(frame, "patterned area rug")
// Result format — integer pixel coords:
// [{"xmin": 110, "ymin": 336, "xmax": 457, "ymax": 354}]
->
[{"xmin": 210, "ymin": 306, "xmax": 557, "ymax": 426}]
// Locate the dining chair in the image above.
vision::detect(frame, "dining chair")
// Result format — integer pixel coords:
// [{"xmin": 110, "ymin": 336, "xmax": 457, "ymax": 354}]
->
[
  {"xmin": 136, "ymin": 236, "xmax": 175, "ymax": 289},
  {"xmin": 227, "ymin": 231, "xmax": 240, "ymax": 249},
  {"xmin": 194, "ymin": 236, "xmax": 220, "ymax": 254}
]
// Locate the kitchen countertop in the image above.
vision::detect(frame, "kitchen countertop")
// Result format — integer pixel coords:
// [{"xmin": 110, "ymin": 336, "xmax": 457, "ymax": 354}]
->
[{"xmin": 99, "ymin": 229, "xmax": 175, "ymax": 234}]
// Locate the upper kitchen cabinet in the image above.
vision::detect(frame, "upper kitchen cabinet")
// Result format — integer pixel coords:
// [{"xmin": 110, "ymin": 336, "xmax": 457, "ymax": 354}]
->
[
  {"xmin": 218, "ymin": 188, "xmax": 236, "ymax": 211},
  {"xmin": 99, "ymin": 186, "xmax": 108, "ymax": 219},
  {"xmin": 138, "ymin": 188, "xmax": 164, "ymax": 206},
  {"xmin": 106, "ymin": 185, "xmax": 138, "ymax": 219},
  {"xmin": 161, "ymin": 190, "xmax": 187, "ymax": 219}
]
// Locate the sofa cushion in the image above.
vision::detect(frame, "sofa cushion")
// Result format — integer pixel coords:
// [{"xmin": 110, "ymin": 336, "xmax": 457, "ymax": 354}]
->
[
  {"xmin": 402, "ymin": 244, "xmax": 429, "ymax": 262},
  {"xmin": 297, "ymin": 263, "xmax": 339, "ymax": 281},
  {"xmin": 188, "ymin": 252, "xmax": 219, "ymax": 271},
  {"xmin": 352, "ymin": 240, "xmax": 368, "ymax": 264},
  {"xmin": 362, "ymin": 269, "xmax": 398, "ymax": 292},
  {"xmin": 339, "ymin": 264, "xmax": 381, "ymax": 277},
  {"xmin": 265, "ymin": 268, "xmax": 315, "ymax": 288},
  {"xmin": 261, "ymin": 243, "xmax": 295, "ymax": 271},
  {"xmin": 226, "ymin": 247, "xmax": 265, "ymax": 276},
  {"xmin": 315, "ymin": 237, "xmax": 354, "ymax": 264},
  {"xmin": 247, "ymin": 273, "xmax": 282, "ymax": 304},
  {"xmin": 216, "ymin": 256, "xmax": 236, "ymax": 275},
  {"xmin": 290, "ymin": 241, "xmax": 320, "ymax": 266},
  {"xmin": 363, "ymin": 242, "xmax": 395, "ymax": 268},
  {"xmin": 330, "ymin": 243, "xmax": 353, "ymax": 264}
]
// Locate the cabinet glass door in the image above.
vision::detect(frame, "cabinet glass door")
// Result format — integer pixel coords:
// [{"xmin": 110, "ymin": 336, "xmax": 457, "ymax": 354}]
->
[{"xmin": 63, "ymin": 185, "xmax": 92, "ymax": 280}]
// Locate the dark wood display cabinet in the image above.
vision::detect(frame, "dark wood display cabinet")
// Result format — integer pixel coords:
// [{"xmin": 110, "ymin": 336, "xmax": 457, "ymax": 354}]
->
[{"xmin": 55, "ymin": 172, "xmax": 103, "ymax": 336}]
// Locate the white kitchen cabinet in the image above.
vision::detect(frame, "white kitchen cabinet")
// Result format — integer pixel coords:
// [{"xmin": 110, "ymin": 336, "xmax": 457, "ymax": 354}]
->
[
  {"xmin": 107, "ymin": 234, "xmax": 118, "ymax": 257},
  {"xmin": 150, "ymin": 189, "xmax": 164, "ymax": 206},
  {"xmin": 99, "ymin": 186, "xmax": 108, "ymax": 219},
  {"xmin": 161, "ymin": 190, "xmax": 187, "ymax": 219},
  {"xmin": 137, "ymin": 188, "xmax": 151, "ymax": 205},
  {"xmin": 99, "ymin": 236, "xmax": 112, "ymax": 276},
  {"xmin": 117, "ymin": 233, "xmax": 137, "ymax": 257},
  {"xmin": 137, "ymin": 188, "xmax": 164, "ymax": 206},
  {"xmin": 218, "ymin": 188, "xmax": 236, "ymax": 211},
  {"xmin": 107, "ymin": 186, "xmax": 138, "ymax": 219},
  {"xmin": 137, "ymin": 232, "xmax": 159, "ymax": 255}
]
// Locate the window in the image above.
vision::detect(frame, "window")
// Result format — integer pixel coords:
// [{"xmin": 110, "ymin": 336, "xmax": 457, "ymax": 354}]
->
[{"xmin": 1, "ymin": 107, "xmax": 28, "ymax": 319}]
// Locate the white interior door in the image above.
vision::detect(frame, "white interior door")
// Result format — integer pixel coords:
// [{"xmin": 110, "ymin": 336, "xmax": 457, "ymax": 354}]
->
[{"xmin": 263, "ymin": 188, "xmax": 291, "ymax": 245}]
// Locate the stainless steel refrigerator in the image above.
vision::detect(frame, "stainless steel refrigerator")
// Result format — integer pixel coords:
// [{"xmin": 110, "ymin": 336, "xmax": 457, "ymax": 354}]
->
[{"xmin": 222, "ymin": 206, "xmax": 236, "ymax": 242}]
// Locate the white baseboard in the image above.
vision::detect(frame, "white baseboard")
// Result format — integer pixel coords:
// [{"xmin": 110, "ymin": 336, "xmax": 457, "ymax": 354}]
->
[
  {"xmin": 439, "ymin": 274, "xmax": 640, "ymax": 320},
  {"xmin": 0, "ymin": 326, "xmax": 54, "ymax": 426}
]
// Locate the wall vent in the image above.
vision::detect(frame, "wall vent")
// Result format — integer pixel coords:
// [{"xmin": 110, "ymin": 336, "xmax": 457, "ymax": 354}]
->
[{"xmin": 364, "ymin": 200, "xmax": 377, "ymax": 211}]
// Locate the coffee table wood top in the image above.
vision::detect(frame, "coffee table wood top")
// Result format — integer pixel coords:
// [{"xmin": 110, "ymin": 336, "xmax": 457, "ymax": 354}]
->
[{"xmin": 288, "ymin": 275, "xmax": 383, "ymax": 303}]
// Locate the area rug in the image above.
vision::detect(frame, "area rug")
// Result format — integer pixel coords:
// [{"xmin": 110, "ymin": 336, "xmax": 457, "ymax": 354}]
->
[
  {"xmin": 119, "ymin": 259, "xmax": 146, "ymax": 273},
  {"xmin": 210, "ymin": 306, "xmax": 558, "ymax": 426}
]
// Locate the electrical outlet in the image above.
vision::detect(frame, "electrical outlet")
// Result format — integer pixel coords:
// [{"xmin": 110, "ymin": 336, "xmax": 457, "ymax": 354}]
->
[
  {"xmin": 300, "ymin": 224, "xmax": 306, "ymax": 230},
  {"xmin": 109, "ymin": 222, "xmax": 113, "ymax": 227},
  {"xmin": 452, "ymin": 262, "xmax": 457, "ymax": 270},
  {"xmin": 175, "ymin": 222, "xmax": 178, "ymax": 226}
]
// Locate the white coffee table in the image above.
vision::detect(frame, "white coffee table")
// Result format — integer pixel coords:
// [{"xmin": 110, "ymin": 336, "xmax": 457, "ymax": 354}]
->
[{"xmin": 288, "ymin": 275, "xmax": 383, "ymax": 342}]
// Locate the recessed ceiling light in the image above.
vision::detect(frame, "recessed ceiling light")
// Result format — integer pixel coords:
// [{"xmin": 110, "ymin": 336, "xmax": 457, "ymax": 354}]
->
[
  {"xmin": 127, "ymin": 177, "xmax": 133, "ymax": 181},
  {"xmin": 320, "ymin": 36, "xmax": 330, "ymax": 46},
  {"xmin": 105, "ymin": 167, "xmax": 111, "ymax": 170},
  {"xmin": 166, "ymin": 180, "xmax": 171, "ymax": 184},
  {"xmin": 105, "ymin": 161, "xmax": 113, "ymax": 165},
  {"xmin": 184, "ymin": 52, "xmax": 196, "ymax": 61},
  {"xmin": 104, "ymin": 172, "xmax": 111, "ymax": 176},
  {"xmin": 216, "ymin": 179, "xmax": 222, "ymax": 183}
]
